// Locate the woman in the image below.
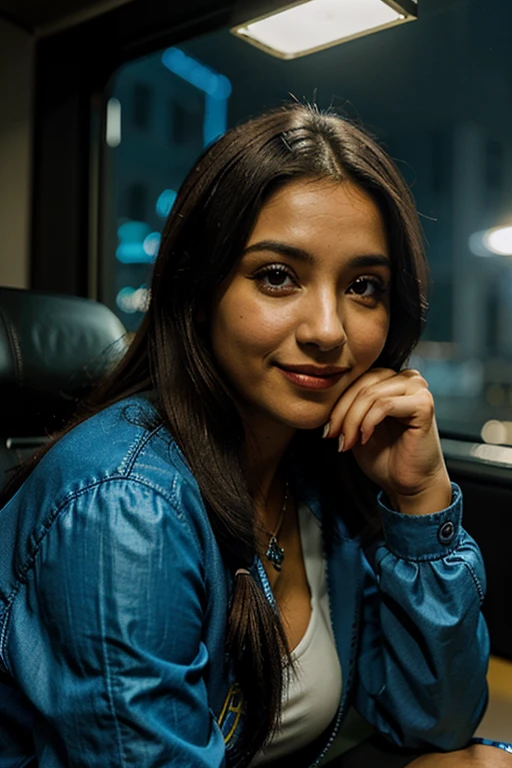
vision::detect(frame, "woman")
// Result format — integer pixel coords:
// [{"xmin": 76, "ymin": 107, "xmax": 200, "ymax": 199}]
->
[{"xmin": 0, "ymin": 104, "xmax": 510, "ymax": 768}]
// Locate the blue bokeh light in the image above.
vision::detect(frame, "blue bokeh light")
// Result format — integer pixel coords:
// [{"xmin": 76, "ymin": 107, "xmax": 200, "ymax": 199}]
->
[
  {"xmin": 161, "ymin": 48, "xmax": 232, "ymax": 99},
  {"xmin": 161, "ymin": 47, "xmax": 232, "ymax": 146},
  {"xmin": 116, "ymin": 220, "xmax": 155, "ymax": 264},
  {"xmin": 156, "ymin": 189, "xmax": 177, "ymax": 218}
]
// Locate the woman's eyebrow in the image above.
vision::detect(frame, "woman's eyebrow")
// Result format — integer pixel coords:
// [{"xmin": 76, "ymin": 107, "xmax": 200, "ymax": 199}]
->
[
  {"xmin": 243, "ymin": 240, "xmax": 314, "ymax": 263},
  {"xmin": 347, "ymin": 254, "xmax": 391, "ymax": 269},
  {"xmin": 243, "ymin": 240, "xmax": 391, "ymax": 269}
]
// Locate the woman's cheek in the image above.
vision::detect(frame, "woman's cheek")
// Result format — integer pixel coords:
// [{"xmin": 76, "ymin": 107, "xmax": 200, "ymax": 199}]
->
[{"xmin": 349, "ymin": 317, "xmax": 390, "ymax": 371}]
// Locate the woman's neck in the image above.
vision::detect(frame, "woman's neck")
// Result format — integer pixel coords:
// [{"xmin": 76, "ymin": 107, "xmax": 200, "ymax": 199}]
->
[{"xmin": 241, "ymin": 419, "xmax": 295, "ymax": 528}]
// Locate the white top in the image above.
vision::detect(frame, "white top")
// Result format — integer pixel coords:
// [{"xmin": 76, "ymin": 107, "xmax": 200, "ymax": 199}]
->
[{"xmin": 251, "ymin": 503, "xmax": 342, "ymax": 765}]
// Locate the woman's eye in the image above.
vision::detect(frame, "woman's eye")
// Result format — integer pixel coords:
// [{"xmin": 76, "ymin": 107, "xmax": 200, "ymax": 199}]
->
[
  {"xmin": 348, "ymin": 277, "xmax": 385, "ymax": 301},
  {"xmin": 253, "ymin": 266, "xmax": 297, "ymax": 292}
]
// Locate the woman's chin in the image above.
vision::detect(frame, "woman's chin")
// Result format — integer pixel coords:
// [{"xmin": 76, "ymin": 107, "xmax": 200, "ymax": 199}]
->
[
  {"xmin": 280, "ymin": 407, "xmax": 334, "ymax": 432},
  {"xmin": 295, "ymin": 420, "xmax": 331, "ymax": 432}
]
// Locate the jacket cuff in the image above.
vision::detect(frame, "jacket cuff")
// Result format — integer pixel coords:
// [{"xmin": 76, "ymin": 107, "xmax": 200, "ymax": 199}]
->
[{"xmin": 377, "ymin": 483, "xmax": 463, "ymax": 560}]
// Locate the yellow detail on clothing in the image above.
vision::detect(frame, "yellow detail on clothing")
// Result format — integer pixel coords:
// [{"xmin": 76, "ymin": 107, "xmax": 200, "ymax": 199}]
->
[{"xmin": 218, "ymin": 683, "xmax": 244, "ymax": 744}]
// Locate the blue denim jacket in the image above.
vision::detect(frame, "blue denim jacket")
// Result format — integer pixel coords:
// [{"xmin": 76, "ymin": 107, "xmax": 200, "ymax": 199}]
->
[{"xmin": 0, "ymin": 396, "xmax": 489, "ymax": 767}]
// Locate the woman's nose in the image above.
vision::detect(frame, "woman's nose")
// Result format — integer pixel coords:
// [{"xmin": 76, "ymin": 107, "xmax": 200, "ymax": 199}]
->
[{"xmin": 295, "ymin": 293, "xmax": 347, "ymax": 352}]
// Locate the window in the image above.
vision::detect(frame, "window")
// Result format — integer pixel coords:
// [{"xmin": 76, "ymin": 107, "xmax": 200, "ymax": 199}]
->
[
  {"xmin": 126, "ymin": 183, "xmax": 147, "ymax": 221},
  {"xmin": 168, "ymin": 99, "xmax": 204, "ymax": 146},
  {"xmin": 485, "ymin": 139, "xmax": 504, "ymax": 193},
  {"xmin": 101, "ymin": 0, "xmax": 512, "ymax": 441},
  {"xmin": 131, "ymin": 82, "xmax": 152, "ymax": 130},
  {"xmin": 169, "ymin": 100, "xmax": 186, "ymax": 144}
]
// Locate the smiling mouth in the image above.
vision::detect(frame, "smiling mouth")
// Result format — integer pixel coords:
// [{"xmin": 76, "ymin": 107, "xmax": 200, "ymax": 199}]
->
[{"xmin": 276, "ymin": 364, "xmax": 349, "ymax": 390}]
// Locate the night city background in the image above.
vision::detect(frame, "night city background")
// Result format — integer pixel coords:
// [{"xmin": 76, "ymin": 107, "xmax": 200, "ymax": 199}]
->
[{"xmin": 99, "ymin": 0, "xmax": 512, "ymax": 442}]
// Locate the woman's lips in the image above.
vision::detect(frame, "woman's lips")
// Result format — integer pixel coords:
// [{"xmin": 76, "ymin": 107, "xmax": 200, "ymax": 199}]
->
[{"xmin": 276, "ymin": 365, "xmax": 347, "ymax": 390}]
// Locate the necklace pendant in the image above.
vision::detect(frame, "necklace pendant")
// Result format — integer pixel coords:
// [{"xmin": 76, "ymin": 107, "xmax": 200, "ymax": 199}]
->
[{"xmin": 266, "ymin": 535, "xmax": 284, "ymax": 572}]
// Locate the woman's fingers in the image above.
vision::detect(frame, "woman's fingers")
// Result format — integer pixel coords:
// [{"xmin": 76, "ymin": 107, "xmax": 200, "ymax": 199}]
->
[
  {"xmin": 359, "ymin": 389, "xmax": 434, "ymax": 445},
  {"xmin": 326, "ymin": 368, "xmax": 428, "ymax": 450},
  {"xmin": 329, "ymin": 368, "xmax": 396, "ymax": 425},
  {"xmin": 327, "ymin": 367, "xmax": 448, "ymax": 511}
]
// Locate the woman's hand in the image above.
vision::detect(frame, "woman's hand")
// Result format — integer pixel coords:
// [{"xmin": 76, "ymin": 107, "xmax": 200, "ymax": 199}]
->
[{"xmin": 326, "ymin": 368, "xmax": 452, "ymax": 515}]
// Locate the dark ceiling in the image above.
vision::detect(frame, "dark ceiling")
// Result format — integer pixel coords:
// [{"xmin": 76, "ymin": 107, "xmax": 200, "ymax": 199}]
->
[{"xmin": 0, "ymin": 0, "xmax": 135, "ymax": 34}]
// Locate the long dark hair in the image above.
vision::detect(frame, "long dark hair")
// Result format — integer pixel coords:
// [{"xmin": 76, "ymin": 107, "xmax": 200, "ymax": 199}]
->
[{"xmin": 3, "ymin": 104, "xmax": 428, "ymax": 763}]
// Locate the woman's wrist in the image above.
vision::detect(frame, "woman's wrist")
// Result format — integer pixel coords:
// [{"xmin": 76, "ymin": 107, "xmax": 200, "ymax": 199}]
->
[{"xmin": 387, "ymin": 472, "xmax": 453, "ymax": 516}]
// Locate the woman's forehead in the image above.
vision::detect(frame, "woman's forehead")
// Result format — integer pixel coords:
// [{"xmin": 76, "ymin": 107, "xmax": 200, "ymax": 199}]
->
[{"xmin": 246, "ymin": 179, "xmax": 391, "ymax": 265}]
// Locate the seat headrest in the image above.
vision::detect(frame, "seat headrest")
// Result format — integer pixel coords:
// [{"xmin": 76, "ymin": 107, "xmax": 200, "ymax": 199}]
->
[{"xmin": 0, "ymin": 287, "xmax": 128, "ymax": 436}]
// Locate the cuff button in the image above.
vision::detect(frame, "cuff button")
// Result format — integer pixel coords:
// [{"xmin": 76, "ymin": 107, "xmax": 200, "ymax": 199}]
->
[{"xmin": 438, "ymin": 520, "xmax": 455, "ymax": 545}]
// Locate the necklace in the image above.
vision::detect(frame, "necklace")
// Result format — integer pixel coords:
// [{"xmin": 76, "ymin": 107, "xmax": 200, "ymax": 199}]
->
[{"xmin": 265, "ymin": 479, "xmax": 288, "ymax": 572}]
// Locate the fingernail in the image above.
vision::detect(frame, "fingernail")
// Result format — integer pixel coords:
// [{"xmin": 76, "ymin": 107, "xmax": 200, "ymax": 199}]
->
[
  {"xmin": 322, "ymin": 423, "xmax": 330, "ymax": 439},
  {"xmin": 338, "ymin": 434, "xmax": 345, "ymax": 453}
]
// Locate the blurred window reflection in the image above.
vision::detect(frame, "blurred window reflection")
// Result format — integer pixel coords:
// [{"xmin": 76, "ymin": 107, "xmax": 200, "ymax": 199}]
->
[
  {"xmin": 126, "ymin": 183, "xmax": 147, "ymax": 222},
  {"xmin": 131, "ymin": 83, "xmax": 152, "ymax": 130}
]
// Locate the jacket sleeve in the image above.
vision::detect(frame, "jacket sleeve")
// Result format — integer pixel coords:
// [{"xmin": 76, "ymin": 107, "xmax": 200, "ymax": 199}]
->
[
  {"xmin": 7, "ymin": 479, "xmax": 226, "ymax": 768},
  {"xmin": 354, "ymin": 483, "xmax": 489, "ymax": 751}
]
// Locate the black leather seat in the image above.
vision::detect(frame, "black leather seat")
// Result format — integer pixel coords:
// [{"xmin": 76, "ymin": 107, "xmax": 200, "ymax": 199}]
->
[{"xmin": 0, "ymin": 287, "xmax": 127, "ymax": 489}]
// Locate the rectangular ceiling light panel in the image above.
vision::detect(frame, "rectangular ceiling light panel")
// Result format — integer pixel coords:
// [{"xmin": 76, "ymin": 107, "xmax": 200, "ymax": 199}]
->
[{"xmin": 232, "ymin": 0, "xmax": 417, "ymax": 59}]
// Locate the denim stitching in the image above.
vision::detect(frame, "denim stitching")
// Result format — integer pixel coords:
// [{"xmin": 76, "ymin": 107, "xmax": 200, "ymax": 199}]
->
[
  {"xmin": 128, "ymin": 472, "xmax": 181, "ymax": 514},
  {"xmin": 0, "ymin": 584, "xmax": 22, "ymax": 676},
  {"xmin": 21, "ymin": 477, "xmax": 194, "ymax": 583},
  {"xmin": 1, "ymin": 476, "xmax": 204, "ymax": 708},
  {"xmin": 97, "ymin": 536, "xmax": 127, "ymax": 768},
  {"xmin": 119, "ymin": 423, "xmax": 165, "ymax": 476},
  {"xmin": 377, "ymin": 539, "xmax": 485, "ymax": 608},
  {"xmin": 3, "ymin": 477, "xmax": 199, "ymax": 645},
  {"xmin": 378, "ymin": 538, "xmax": 460, "ymax": 563},
  {"xmin": 462, "ymin": 561, "xmax": 485, "ymax": 604}
]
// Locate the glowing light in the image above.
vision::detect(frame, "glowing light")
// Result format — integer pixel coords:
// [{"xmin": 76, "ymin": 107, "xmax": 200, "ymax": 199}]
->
[
  {"xmin": 156, "ymin": 189, "xmax": 177, "ymax": 218},
  {"xmin": 483, "ymin": 226, "xmax": 512, "ymax": 256},
  {"xmin": 116, "ymin": 286, "xmax": 151, "ymax": 314},
  {"xmin": 468, "ymin": 230, "xmax": 494, "ymax": 257},
  {"xmin": 481, "ymin": 420, "xmax": 512, "ymax": 446},
  {"xmin": 116, "ymin": 243, "xmax": 146, "ymax": 263},
  {"xmin": 143, "ymin": 232, "xmax": 161, "ymax": 257},
  {"xmin": 232, "ymin": 0, "xmax": 416, "ymax": 59},
  {"xmin": 118, "ymin": 221, "xmax": 150, "ymax": 241},
  {"xmin": 106, "ymin": 98, "xmax": 122, "ymax": 147},
  {"xmin": 161, "ymin": 49, "xmax": 232, "ymax": 98},
  {"xmin": 116, "ymin": 220, "xmax": 155, "ymax": 264},
  {"xmin": 470, "ymin": 443, "xmax": 512, "ymax": 467},
  {"xmin": 161, "ymin": 48, "xmax": 231, "ymax": 145}
]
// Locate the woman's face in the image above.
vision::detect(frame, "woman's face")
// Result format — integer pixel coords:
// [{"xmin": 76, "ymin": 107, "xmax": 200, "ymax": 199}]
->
[{"xmin": 209, "ymin": 179, "xmax": 392, "ymax": 435}]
